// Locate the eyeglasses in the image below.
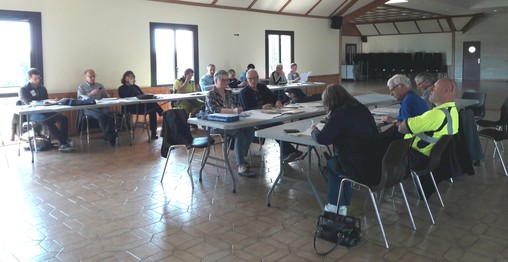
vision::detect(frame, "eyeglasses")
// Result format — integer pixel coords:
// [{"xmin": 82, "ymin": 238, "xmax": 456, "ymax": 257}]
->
[
  {"xmin": 416, "ymin": 81, "xmax": 425, "ymax": 87},
  {"xmin": 247, "ymin": 77, "xmax": 258, "ymax": 81},
  {"xmin": 389, "ymin": 84, "xmax": 402, "ymax": 92}
]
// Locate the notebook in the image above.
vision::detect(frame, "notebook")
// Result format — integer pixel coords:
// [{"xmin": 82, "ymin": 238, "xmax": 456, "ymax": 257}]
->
[{"xmin": 299, "ymin": 71, "xmax": 311, "ymax": 83}]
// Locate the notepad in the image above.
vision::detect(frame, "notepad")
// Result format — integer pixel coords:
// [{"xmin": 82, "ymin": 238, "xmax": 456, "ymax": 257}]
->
[{"xmin": 299, "ymin": 71, "xmax": 311, "ymax": 83}]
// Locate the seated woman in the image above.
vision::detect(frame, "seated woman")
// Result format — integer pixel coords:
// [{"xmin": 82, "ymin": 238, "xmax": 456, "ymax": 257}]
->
[
  {"xmin": 286, "ymin": 62, "xmax": 306, "ymax": 99},
  {"xmin": 205, "ymin": 70, "xmax": 256, "ymax": 177},
  {"xmin": 118, "ymin": 70, "xmax": 163, "ymax": 139},
  {"xmin": 310, "ymin": 84, "xmax": 384, "ymax": 215},
  {"xmin": 173, "ymin": 68, "xmax": 204, "ymax": 117}
]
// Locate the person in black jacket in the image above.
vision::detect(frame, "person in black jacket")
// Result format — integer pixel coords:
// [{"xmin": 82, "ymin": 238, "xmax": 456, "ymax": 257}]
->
[
  {"xmin": 18, "ymin": 68, "xmax": 74, "ymax": 152},
  {"xmin": 311, "ymin": 84, "xmax": 383, "ymax": 215},
  {"xmin": 118, "ymin": 71, "xmax": 163, "ymax": 139}
]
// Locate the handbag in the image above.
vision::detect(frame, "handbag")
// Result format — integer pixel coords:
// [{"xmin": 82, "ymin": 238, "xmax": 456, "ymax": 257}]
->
[{"xmin": 313, "ymin": 211, "xmax": 361, "ymax": 255}]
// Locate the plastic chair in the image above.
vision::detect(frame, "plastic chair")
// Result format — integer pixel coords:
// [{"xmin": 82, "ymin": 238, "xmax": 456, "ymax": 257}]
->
[
  {"xmin": 478, "ymin": 128, "xmax": 507, "ymax": 176},
  {"xmin": 461, "ymin": 92, "xmax": 487, "ymax": 121},
  {"xmin": 410, "ymin": 135, "xmax": 453, "ymax": 225},
  {"xmin": 477, "ymin": 97, "xmax": 508, "ymax": 129},
  {"xmin": 77, "ymin": 110, "xmax": 100, "ymax": 144},
  {"xmin": 337, "ymin": 138, "xmax": 414, "ymax": 249},
  {"xmin": 160, "ymin": 109, "xmax": 215, "ymax": 187}
]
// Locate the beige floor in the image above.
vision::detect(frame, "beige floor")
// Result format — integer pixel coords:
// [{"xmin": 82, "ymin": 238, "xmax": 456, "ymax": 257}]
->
[{"xmin": 0, "ymin": 80, "xmax": 507, "ymax": 261}]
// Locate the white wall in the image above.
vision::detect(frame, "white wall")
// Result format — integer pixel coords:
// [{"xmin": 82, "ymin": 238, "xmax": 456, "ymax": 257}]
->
[
  {"xmin": 0, "ymin": 0, "xmax": 340, "ymax": 93},
  {"xmin": 361, "ymin": 33, "xmax": 453, "ymax": 65},
  {"xmin": 454, "ymin": 12, "xmax": 508, "ymax": 81}
]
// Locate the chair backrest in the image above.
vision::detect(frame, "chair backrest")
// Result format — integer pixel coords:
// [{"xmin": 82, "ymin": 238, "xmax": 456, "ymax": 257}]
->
[
  {"xmin": 462, "ymin": 91, "xmax": 487, "ymax": 119},
  {"xmin": 422, "ymin": 135, "xmax": 453, "ymax": 173},
  {"xmin": 160, "ymin": 109, "xmax": 194, "ymax": 157},
  {"xmin": 499, "ymin": 97, "xmax": 508, "ymax": 126},
  {"xmin": 382, "ymin": 138, "xmax": 413, "ymax": 189}
]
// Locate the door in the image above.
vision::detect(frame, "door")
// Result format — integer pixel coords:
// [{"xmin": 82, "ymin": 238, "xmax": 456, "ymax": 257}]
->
[{"xmin": 462, "ymin": 41, "xmax": 481, "ymax": 81}]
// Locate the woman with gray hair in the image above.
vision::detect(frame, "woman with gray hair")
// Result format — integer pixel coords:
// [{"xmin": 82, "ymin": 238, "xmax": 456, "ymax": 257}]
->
[{"xmin": 310, "ymin": 84, "xmax": 383, "ymax": 215}]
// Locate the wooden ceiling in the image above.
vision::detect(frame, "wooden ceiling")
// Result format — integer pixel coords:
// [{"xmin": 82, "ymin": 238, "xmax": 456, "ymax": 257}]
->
[{"xmin": 149, "ymin": 0, "xmax": 506, "ymax": 36}]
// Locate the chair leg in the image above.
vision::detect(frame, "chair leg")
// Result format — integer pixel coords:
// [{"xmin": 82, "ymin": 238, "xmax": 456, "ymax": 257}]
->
[
  {"xmin": 187, "ymin": 148, "xmax": 194, "ymax": 188},
  {"xmin": 86, "ymin": 116, "xmax": 90, "ymax": 144},
  {"xmin": 429, "ymin": 171, "xmax": 444, "ymax": 207},
  {"xmin": 493, "ymin": 141, "xmax": 508, "ymax": 176},
  {"xmin": 369, "ymin": 190, "xmax": 389, "ymax": 249},
  {"xmin": 412, "ymin": 171, "xmax": 435, "ymax": 224},
  {"xmin": 160, "ymin": 148, "xmax": 174, "ymax": 183},
  {"xmin": 399, "ymin": 183, "xmax": 416, "ymax": 230}
]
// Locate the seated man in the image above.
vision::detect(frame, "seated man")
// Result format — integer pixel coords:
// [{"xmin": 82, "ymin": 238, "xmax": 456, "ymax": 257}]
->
[
  {"xmin": 414, "ymin": 72, "xmax": 436, "ymax": 109},
  {"xmin": 199, "ymin": 64, "xmax": 215, "ymax": 91},
  {"xmin": 239, "ymin": 69, "xmax": 303, "ymax": 163},
  {"xmin": 77, "ymin": 69, "xmax": 117, "ymax": 146},
  {"xmin": 398, "ymin": 78, "xmax": 459, "ymax": 197},
  {"xmin": 382, "ymin": 74, "xmax": 429, "ymax": 140},
  {"xmin": 19, "ymin": 68, "xmax": 74, "ymax": 152}
]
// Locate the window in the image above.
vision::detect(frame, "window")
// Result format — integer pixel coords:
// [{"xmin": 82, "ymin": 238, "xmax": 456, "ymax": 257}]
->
[
  {"xmin": 0, "ymin": 10, "xmax": 43, "ymax": 94},
  {"xmin": 265, "ymin": 30, "xmax": 294, "ymax": 78},
  {"xmin": 150, "ymin": 23, "xmax": 198, "ymax": 86}
]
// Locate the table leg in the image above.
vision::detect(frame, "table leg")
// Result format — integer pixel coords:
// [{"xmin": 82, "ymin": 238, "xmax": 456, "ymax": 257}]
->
[
  {"xmin": 266, "ymin": 140, "xmax": 285, "ymax": 207},
  {"xmin": 306, "ymin": 145, "xmax": 323, "ymax": 209}
]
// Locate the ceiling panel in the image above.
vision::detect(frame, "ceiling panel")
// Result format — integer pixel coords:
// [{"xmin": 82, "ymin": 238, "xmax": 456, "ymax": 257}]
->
[
  {"xmin": 178, "ymin": 0, "xmax": 213, "ymax": 4},
  {"xmin": 356, "ymin": 24, "xmax": 379, "ymax": 36},
  {"xmin": 307, "ymin": 0, "xmax": 346, "ymax": 17},
  {"xmin": 438, "ymin": 18, "xmax": 451, "ymax": 31},
  {"xmin": 375, "ymin": 23, "xmax": 399, "ymax": 35},
  {"xmin": 452, "ymin": 16, "xmax": 474, "ymax": 30},
  {"xmin": 394, "ymin": 21, "xmax": 419, "ymax": 34},
  {"xmin": 216, "ymin": 0, "xmax": 252, "ymax": 8},
  {"xmin": 283, "ymin": 0, "xmax": 319, "ymax": 15},
  {"xmin": 251, "ymin": 0, "xmax": 286, "ymax": 12},
  {"xmin": 416, "ymin": 20, "xmax": 442, "ymax": 33},
  {"xmin": 343, "ymin": 0, "xmax": 379, "ymax": 16}
]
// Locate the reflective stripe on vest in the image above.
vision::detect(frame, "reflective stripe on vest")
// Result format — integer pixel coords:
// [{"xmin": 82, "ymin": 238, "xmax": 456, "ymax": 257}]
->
[{"xmin": 415, "ymin": 107, "xmax": 453, "ymax": 144}]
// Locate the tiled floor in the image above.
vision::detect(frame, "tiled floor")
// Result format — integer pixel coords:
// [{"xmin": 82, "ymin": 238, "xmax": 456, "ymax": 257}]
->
[{"xmin": 0, "ymin": 80, "xmax": 507, "ymax": 261}]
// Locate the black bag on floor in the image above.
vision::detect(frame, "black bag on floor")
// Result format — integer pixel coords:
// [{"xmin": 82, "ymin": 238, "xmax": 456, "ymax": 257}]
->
[{"xmin": 313, "ymin": 211, "xmax": 361, "ymax": 255}]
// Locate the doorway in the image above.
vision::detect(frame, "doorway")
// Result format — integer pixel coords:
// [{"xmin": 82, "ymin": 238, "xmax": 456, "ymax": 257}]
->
[{"xmin": 462, "ymin": 41, "xmax": 481, "ymax": 81}]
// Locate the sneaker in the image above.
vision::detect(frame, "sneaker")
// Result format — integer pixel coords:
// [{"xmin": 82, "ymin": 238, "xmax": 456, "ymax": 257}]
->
[
  {"xmin": 283, "ymin": 150, "xmax": 304, "ymax": 164},
  {"xmin": 338, "ymin": 205, "xmax": 348, "ymax": 216},
  {"xmin": 324, "ymin": 203, "xmax": 338, "ymax": 213},
  {"xmin": 238, "ymin": 164, "xmax": 257, "ymax": 178},
  {"xmin": 58, "ymin": 144, "xmax": 75, "ymax": 153}
]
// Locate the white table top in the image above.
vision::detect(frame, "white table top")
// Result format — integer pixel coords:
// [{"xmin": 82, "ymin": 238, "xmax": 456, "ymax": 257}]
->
[{"xmin": 354, "ymin": 93, "xmax": 397, "ymax": 107}]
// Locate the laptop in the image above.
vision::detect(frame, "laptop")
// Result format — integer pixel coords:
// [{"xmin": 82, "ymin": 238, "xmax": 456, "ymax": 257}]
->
[{"xmin": 299, "ymin": 71, "xmax": 311, "ymax": 83}]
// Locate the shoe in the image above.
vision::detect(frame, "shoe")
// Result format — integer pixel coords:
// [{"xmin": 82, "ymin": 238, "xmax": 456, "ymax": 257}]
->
[
  {"xmin": 108, "ymin": 136, "xmax": 116, "ymax": 146},
  {"xmin": 324, "ymin": 203, "xmax": 338, "ymax": 213},
  {"xmin": 151, "ymin": 132, "xmax": 159, "ymax": 140},
  {"xmin": 58, "ymin": 144, "xmax": 75, "ymax": 153},
  {"xmin": 238, "ymin": 164, "xmax": 257, "ymax": 178},
  {"xmin": 338, "ymin": 205, "xmax": 347, "ymax": 216},
  {"xmin": 283, "ymin": 150, "xmax": 304, "ymax": 164}
]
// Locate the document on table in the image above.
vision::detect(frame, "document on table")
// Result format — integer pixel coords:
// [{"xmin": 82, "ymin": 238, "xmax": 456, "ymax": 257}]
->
[
  {"xmin": 371, "ymin": 107, "xmax": 399, "ymax": 116},
  {"xmin": 248, "ymin": 110, "xmax": 282, "ymax": 119}
]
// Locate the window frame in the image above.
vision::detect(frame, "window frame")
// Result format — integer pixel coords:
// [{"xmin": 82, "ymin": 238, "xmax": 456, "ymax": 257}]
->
[
  {"xmin": 0, "ymin": 10, "xmax": 43, "ymax": 96},
  {"xmin": 149, "ymin": 22, "xmax": 199, "ymax": 87},
  {"xmin": 264, "ymin": 30, "xmax": 294, "ymax": 79}
]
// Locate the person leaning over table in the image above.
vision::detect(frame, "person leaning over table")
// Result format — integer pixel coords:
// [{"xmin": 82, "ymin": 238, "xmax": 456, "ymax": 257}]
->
[
  {"xmin": 239, "ymin": 69, "xmax": 304, "ymax": 164},
  {"xmin": 397, "ymin": 78, "xmax": 459, "ymax": 199},
  {"xmin": 310, "ymin": 84, "xmax": 384, "ymax": 216},
  {"xmin": 18, "ymin": 68, "xmax": 74, "ymax": 152},
  {"xmin": 199, "ymin": 64, "xmax": 216, "ymax": 91},
  {"xmin": 381, "ymin": 74, "xmax": 428, "ymax": 141},
  {"xmin": 173, "ymin": 68, "xmax": 204, "ymax": 117},
  {"xmin": 205, "ymin": 70, "xmax": 256, "ymax": 177},
  {"xmin": 77, "ymin": 69, "xmax": 118, "ymax": 146},
  {"xmin": 118, "ymin": 70, "xmax": 163, "ymax": 139},
  {"xmin": 414, "ymin": 72, "xmax": 436, "ymax": 109}
]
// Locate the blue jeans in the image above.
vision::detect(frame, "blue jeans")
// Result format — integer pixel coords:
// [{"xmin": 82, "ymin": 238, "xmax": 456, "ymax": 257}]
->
[
  {"xmin": 326, "ymin": 158, "xmax": 352, "ymax": 206},
  {"xmin": 29, "ymin": 113, "xmax": 69, "ymax": 145},
  {"xmin": 213, "ymin": 127, "xmax": 255, "ymax": 166}
]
